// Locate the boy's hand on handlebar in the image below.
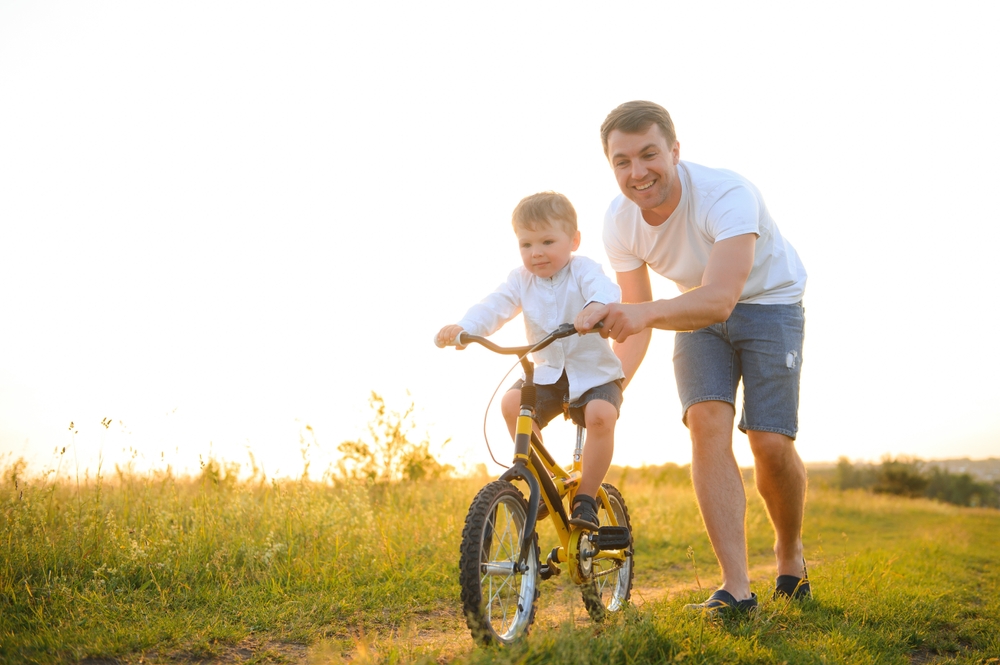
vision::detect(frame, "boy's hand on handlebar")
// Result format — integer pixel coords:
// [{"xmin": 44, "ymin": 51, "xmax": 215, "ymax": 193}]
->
[
  {"xmin": 575, "ymin": 302, "xmax": 606, "ymax": 334},
  {"xmin": 435, "ymin": 324, "xmax": 467, "ymax": 349}
]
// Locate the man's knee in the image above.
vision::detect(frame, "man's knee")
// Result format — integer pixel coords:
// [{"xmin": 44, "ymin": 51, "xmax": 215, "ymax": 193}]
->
[
  {"xmin": 686, "ymin": 400, "xmax": 735, "ymax": 440},
  {"xmin": 748, "ymin": 431, "xmax": 798, "ymax": 468}
]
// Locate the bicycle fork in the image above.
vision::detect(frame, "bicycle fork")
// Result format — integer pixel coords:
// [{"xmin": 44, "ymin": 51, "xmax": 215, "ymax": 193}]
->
[{"xmin": 497, "ymin": 377, "xmax": 542, "ymax": 570}]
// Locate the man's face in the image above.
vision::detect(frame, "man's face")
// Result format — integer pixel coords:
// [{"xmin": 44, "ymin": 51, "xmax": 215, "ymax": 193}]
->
[
  {"xmin": 516, "ymin": 223, "xmax": 580, "ymax": 279},
  {"xmin": 606, "ymin": 123, "xmax": 681, "ymax": 224}
]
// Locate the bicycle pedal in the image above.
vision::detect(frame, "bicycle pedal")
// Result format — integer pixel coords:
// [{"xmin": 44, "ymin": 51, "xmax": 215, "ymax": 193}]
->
[
  {"xmin": 540, "ymin": 547, "xmax": 562, "ymax": 580},
  {"xmin": 591, "ymin": 526, "xmax": 631, "ymax": 550}
]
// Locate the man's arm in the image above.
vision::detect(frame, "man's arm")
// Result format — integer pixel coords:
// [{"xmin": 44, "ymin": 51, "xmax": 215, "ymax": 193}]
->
[
  {"xmin": 612, "ymin": 265, "xmax": 653, "ymax": 389},
  {"xmin": 580, "ymin": 233, "xmax": 756, "ymax": 344}
]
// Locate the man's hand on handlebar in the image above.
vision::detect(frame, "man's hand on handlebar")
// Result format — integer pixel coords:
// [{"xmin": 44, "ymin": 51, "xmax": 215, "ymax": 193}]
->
[{"xmin": 579, "ymin": 303, "xmax": 647, "ymax": 343}]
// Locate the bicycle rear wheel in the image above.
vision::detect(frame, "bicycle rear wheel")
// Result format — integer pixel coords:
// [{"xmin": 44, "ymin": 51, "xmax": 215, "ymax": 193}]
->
[
  {"xmin": 459, "ymin": 480, "xmax": 540, "ymax": 645},
  {"xmin": 581, "ymin": 482, "xmax": 634, "ymax": 621}
]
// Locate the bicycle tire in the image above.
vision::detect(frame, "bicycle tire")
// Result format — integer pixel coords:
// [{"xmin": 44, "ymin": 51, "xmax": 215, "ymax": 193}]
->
[
  {"xmin": 459, "ymin": 480, "xmax": 540, "ymax": 645},
  {"xmin": 581, "ymin": 482, "xmax": 634, "ymax": 621}
]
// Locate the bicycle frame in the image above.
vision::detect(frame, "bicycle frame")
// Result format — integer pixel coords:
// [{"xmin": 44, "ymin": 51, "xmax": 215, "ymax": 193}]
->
[{"xmin": 453, "ymin": 323, "xmax": 629, "ymax": 584}]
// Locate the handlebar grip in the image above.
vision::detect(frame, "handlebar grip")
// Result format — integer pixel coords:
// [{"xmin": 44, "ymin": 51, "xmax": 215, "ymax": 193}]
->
[
  {"xmin": 550, "ymin": 320, "xmax": 605, "ymax": 340},
  {"xmin": 434, "ymin": 331, "xmax": 470, "ymax": 348}
]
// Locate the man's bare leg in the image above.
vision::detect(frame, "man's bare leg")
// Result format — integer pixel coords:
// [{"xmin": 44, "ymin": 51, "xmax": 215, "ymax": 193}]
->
[
  {"xmin": 748, "ymin": 430, "xmax": 807, "ymax": 578},
  {"xmin": 687, "ymin": 400, "xmax": 751, "ymax": 600}
]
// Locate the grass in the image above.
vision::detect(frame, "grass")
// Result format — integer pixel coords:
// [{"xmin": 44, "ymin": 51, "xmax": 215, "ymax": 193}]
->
[{"xmin": 1, "ymin": 459, "xmax": 998, "ymax": 664}]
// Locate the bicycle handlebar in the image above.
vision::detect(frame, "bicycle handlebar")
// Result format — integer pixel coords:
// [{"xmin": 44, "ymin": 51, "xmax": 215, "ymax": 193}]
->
[{"xmin": 435, "ymin": 321, "xmax": 603, "ymax": 355}]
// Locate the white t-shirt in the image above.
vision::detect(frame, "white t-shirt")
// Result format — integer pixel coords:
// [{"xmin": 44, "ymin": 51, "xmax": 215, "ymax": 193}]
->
[
  {"xmin": 457, "ymin": 255, "xmax": 625, "ymax": 400},
  {"xmin": 603, "ymin": 160, "xmax": 806, "ymax": 304}
]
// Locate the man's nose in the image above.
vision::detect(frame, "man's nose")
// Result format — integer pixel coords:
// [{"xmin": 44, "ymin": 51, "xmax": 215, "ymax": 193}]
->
[{"xmin": 631, "ymin": 161, "xmax": 648, "ymax": 180}]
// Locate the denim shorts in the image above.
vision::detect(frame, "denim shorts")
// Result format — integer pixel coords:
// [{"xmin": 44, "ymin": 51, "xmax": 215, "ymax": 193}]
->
[
  {"xmin": 511, "ymin": 372, "xmax": 624, "ymax": 428},
  {"xmin": 673, "ymin": 302, "xmax": 805, "ymax": 439}
]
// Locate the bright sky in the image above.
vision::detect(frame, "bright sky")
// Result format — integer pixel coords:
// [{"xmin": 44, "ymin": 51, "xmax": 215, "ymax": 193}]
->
[{"xmin": 2, "ymin": 1, "xmax": 998, "ymax": 480}]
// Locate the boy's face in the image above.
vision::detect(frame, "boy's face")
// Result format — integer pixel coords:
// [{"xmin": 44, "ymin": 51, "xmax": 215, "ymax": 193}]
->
[{"xmin": 516, "ymin": 222, "xmax": 581, "ymax": 279}]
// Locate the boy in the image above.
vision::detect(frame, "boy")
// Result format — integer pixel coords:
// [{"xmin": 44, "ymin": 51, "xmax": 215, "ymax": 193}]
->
[{"xmin": 435, "ymin": 191, "xmax": 624, "ymax": 530}]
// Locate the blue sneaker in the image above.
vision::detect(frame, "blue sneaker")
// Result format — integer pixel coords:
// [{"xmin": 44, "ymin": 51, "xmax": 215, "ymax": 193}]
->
[
  {"xmin": 775, "ymin": 560, "xmax": 811, "ymax": 600},
  {"xmin": 685, "ymin": 589, "xmax": 758, "ymax": 616},
  {"xmin": 774, "ymin": 575, "xmax": 811, "ymax": 600}
]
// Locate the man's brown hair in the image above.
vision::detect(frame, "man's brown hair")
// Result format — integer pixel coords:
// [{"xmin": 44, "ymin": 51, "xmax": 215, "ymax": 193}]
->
[
  {"xmin": 600, "ymin": 100, "xmax": 677, "ymax": 156},
  {"xmin": 511, "ymin": 191, "xmax": 577, "ymax": 234}
]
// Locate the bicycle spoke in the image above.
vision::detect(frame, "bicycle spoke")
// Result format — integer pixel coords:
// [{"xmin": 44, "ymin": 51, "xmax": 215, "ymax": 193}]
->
[
  {"xmin": 460, "ymin": 482, "xmax": 539, "ymax": 645},
  {"xmin": 478, "ymin": 500, "xmax": 526, "ymax": 637}
]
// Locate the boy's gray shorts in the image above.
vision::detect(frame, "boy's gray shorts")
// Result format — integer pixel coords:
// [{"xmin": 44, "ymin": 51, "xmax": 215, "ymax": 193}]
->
[{"xmin": 511, "ymin": 371, "xmax": 623, "ymax": 428}]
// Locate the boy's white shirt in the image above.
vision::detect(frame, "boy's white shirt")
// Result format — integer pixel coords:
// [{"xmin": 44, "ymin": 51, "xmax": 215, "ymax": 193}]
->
[{"xmin": 457, "ymin": 255, "xmax": 625, "ymax": 401}]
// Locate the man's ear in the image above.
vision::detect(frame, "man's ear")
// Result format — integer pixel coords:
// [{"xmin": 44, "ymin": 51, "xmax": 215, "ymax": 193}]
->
[{"xmin": 571, "ymin": 230, "xmax": 581, "ymax": 251}]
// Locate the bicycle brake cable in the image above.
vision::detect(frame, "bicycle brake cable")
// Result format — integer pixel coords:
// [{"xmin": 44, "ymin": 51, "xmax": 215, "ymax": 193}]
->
[{"xmin": 481, "ymin": 337, "xmax": 551, "ymax": 471}]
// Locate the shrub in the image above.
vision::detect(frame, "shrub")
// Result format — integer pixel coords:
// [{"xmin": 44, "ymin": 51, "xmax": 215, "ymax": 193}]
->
[
  {"xmin": 873, "ymin": 456, "xmax": 928, "ymax": 498},
  {"xmin": 336, "ymin": 392, "xmax": 453, "ymax": 482},
  {"xmin": 835, "ymin": 456, "xmax": 999, "ymax": 508}
]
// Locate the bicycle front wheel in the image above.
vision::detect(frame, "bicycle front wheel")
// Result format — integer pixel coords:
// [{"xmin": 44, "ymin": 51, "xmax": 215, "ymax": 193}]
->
[
  {"xmin": 582, "ymin": 482, "xmax": 634, "ymax": 621},
  {"xmin": 459, "ymin": 480, "xmax": 540, "ymax": 645}
]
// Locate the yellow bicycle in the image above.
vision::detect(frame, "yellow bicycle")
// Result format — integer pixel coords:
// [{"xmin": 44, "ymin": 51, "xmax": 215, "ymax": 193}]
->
[{"xmin": 440, "ymin": 323, "xmax": 634, "ymax": 645}]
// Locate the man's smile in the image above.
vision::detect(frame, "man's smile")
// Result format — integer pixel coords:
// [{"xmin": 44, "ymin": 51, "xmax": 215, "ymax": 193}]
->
[{"xmin": 635, "ymin": 180, "xmax": 655, "ymax": 191}]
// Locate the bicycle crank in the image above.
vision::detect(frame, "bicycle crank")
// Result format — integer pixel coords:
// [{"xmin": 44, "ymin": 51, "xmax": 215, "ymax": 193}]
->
[
  {"xmin": 567, "ymin": 526, "xmax": 633, "ymax": 585},
  {"xmin": 567, "ymin": 528, "xmax": 594, "ymax": 584}
]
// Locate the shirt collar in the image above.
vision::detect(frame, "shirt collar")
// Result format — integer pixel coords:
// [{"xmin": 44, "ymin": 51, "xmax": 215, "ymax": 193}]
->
[{"xmin": 541, "ymin": 258, "xmax": 572, "ymax": 287}]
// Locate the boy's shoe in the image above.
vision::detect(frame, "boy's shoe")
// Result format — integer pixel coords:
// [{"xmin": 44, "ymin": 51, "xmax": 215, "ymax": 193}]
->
[
  {"xmin": 568, "ymin": 494, "xmax": 600, "ymax": 531},
  {"xmin": 685, "ymin": 590, "xmax": 758, "ymax": 616},
  {"xmin": 774, "ymin": 560, "xmax": 811, "ymax": 600}
]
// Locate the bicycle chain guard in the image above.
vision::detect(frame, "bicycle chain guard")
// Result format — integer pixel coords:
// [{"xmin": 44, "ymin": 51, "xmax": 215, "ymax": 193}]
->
[{"xmin": 567, "ymin": 528, "xmax": 595, "ymax": 585}]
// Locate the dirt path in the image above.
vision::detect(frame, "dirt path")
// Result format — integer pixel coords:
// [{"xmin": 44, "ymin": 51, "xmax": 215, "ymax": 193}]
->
[
  {"xmin": 165, "ymin": 560, "xmax": 783, "ymax": 664},
  {"xmin": 296, "ymin": 561, "xmax": 782, "ymax": 664}
]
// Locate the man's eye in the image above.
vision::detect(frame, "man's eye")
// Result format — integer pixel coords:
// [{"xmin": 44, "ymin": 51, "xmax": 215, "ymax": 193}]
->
[
  {"xmin": 615, "ymin": 161, "xmax": 627, "ymax": 168},
  {"xmin": 543, "ymin": 240, "xmax": 554, "ymax": 245}
]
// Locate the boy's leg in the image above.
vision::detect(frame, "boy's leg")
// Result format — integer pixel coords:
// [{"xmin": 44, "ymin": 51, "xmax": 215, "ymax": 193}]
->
[
  {"xmin": 500, "ymin": 388, "xmax": 543, "ymax": 441},
  {"xmin": 576, "ymin": 398, "xmax": 617, "ymax": 499}
]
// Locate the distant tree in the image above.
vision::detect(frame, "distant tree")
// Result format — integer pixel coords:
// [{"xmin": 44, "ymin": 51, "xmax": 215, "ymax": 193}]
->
[
  {"xmin": 834, "ymin": 455, "xmax": 999, "ymax": 509},
  {"xmin": 336, "ymin": 392, "xmax": 453, "ymax": 482},
  {"xmin": 925, "ymin": 467, "xmax": 1000, "ymax": 508},
  {"xmin": 835, "ymin": 457, "xmax": 878, "ymax": 490},
  {"xmin": 873, "ymin": 456, "xmax": 928, "ymax": 497}
]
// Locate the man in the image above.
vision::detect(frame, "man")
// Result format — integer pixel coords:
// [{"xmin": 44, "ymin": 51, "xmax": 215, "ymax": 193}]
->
[{"xmin": 580, "ymin": 100, "xmax": 810, "ymax": 613}]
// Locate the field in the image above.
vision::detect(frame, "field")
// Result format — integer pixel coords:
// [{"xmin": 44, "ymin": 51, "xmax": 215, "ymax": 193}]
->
[{"xmin": 2, "ymin": 460, "xmax": 999, "ymax": 664}]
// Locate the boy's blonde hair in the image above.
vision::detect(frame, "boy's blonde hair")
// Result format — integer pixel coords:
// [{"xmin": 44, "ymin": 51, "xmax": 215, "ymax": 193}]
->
[{"xmin": 511, "ymin": 191, "xmax": 577, "ymax": 235}]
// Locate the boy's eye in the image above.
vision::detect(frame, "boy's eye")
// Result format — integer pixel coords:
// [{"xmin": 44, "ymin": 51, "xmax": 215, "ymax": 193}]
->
[{"xmin": 543, "ymin": 240, "xmax": 554, "ymax": 245}]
